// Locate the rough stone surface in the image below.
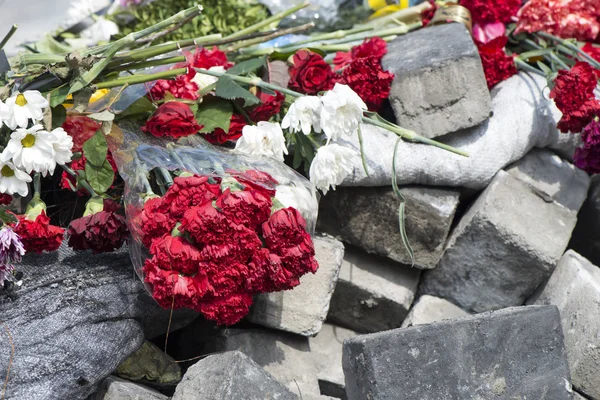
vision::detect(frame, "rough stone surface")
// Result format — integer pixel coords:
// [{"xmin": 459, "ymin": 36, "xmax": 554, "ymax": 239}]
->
[
  {"xmin": 318, "ymin": 186, "xmax": 460, "ymax": 269},
  {"xmin": 528, "ymin": 251, "xmax": 600, "ymax": 399},
  {"xmin": 327, "ymin": 247, "xmax": 420, "ymax": 333},
  {"xmin": 172, "ymin": 351, "xmax": 298, "ymax": 400},
  {"xmin": 343, "ymin": 306, "xmax": 572, "ymax": 400},
  {"xmin": 114, "ymin": 341, "xmax": 181, "ymax": 387},
  {"xmin": 382, "ymin": 23, "xmax": 491, "ymax": 139},
  {"xmin": 302, "ymin": 395, "xmax": 337, "ymax": 400},
  {"xmin": 570, "ymin": 175, "xmax": 600, "ymax": 267},
  {"xmin": 573, "ymin": 392, "xmax": 588, "ymax": 400},
  {"xmin": 205, "ymin": 329, "xmax": 319, "ymax": 397},
  {"xmin": 505, "ymin": 148, "xmax": 590, "ymax": 212},
  {"xmin": 420, "ymin": 171, "xmax": 578, "ymax": 312},
  {"xmin": 248, "ymin": 235, "xmax": 344, "ymax": 336},
  {"xmin": 88, "ymin": 376, "xmax": 167, "ymax": 400},
  {"xmin": 309, "ymin": 323, "xmax": 357, "ymax": 399},
  {"xmin": 400, "ymin": 295, "xmax": 469, "ymax": 328},
  {"xmin": 0, "ymin": 243, "xmax": 196, "ymax": 400}
]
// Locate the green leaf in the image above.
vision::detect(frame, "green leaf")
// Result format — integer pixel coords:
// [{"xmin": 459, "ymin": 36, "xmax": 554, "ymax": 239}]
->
[
  {"xmin": 537, "ymin": 61, "xmax": 553, "ymax": 76},
  {"xmin": 88, "ymin": 110, "xmax": 115, "ymax": 122},
  {"xmin": 83, "ymin": 129, "xmax": 108, "ymax": 167},
  {"xmin": 215, "ymin": 75, "xmax": 260, "ymax": 107},
  {"xmin": 116, "ymin": 96, "xmax": 155, "ymax": 119},
  {"xmin": 51, "ymin": 105, "xmax": 67, "ymax": 130},
  {"xmin": 0, "ymin": 207, "xmax": 17, "ymax": 225},
  {"xmin": 85, "ymin": 159, "xmax": 114, "ymax": 194},
  {"xmin": 49, "ymin": 85, "xmax": 70, "ymax": 108},
  {"xmin": 226, "ymin": 56, "xmax": 266, "ymax": 76},
  {"xmin": 196, "ymin": 98, "xmax": 233, "ymax": 133},
  {"xmin": 391, "ymin": 136, "xmax": 414, "ymax": 267}
]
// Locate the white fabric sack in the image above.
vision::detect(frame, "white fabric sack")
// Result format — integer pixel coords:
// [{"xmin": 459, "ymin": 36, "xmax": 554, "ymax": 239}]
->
[{"xmin": 340, "ymin": 73, "xmax": 580, "ymax": 190}]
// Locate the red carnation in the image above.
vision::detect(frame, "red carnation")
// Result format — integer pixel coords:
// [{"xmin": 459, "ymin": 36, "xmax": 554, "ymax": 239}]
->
[
  {"xmin": 583, "ymin": 43, "xmax": 600, "ymax": 63},
  {"xmin": 162, "ymin": 175, "xmax": 221, "ymax": 219},
  {"xmin": 180, "ymin": 202, "xmax": 232, "ymax": 245},
  {"xmin": 190, "ymin": 46, "xmax": 233, "ymax": 70},
  {"xmin": 136, "ymin": 197, "xmax": 176, "ymax": 248},
  {"xmin": 204, "ymin": 114, "xmax": 246, "ymax": 144},
  {"xmin": 289, "ymin": 50, "xmax": 335, "ymax": 95},
  {"xmin": 341, "ymin": 56, "xmax": 394, "ymax": 110},
  {"xmin": 333, "ymin": 37, "xmax": 388, "ymax": 71},
  {"xmin": 0, "ymin": 194, "xmax": 12, "ymax": 205},
  {"xmin": 233, "ymin": 169, "xmax": 278, "ymax": 198},
  {"xmin": 421, "ymin": 0, "xmax": 437, "ymax": 25},
  {"xmin": 197, "ymin": 293, "xmax": 253, "ymax": 325},
  {"xmin": 142, "ymin": 102, "xmax": 202, "ymax": 139},
  {"xmin": 67, "ymin": 199, "xmax": 128, "ymax": 253},
  {"xmin": 550, "ymin": 61, "xmax": 600, "ymax": 133},
  {"xmin": 248, "ymin": 91, "xmax": 285, "ymax": 123},
  {"xmin": 215, "ymin": 188, "xmax": 272, "ymax": 230},
  {"xmin": 62, "ymin": 116, "xmax": 102, "ymax": 152},
  {"xmin": 199, "ymin": 223, "xmax": 262, "ymax": 264},
  {"xmin": 475, "ymin": 36, "xmax": 518, "ymax": 89},
  {"xmin": 14, "ymin": 211, "xmax": 64, "ymax": 253},
  {"xmin": 61, "ymin": 153, "xmax": 118, "ymax": 196},
  {"xmin": 149, "ymin": 69, "xmax": 200, "ymax": 101},
  {"xmin": 249, "ymin": 248, "xmax": 300, "ymax": 292},
  {"xmin": 461, "ymin": 0, "xmax": 520, "ymax": 25},
  {"xmin": 150, "ymin": 234, "xmax": 203, "ymax": 275}
]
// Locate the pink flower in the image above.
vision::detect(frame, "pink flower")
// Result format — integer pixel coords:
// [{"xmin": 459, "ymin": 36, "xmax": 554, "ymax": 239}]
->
[{"xmin": 473, "ymin": 22, "xmax": 507, "ymax": 44}]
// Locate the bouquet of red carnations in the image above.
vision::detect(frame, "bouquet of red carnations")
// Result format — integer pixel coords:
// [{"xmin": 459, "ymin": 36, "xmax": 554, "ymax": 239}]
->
[{"xmin": 109, "ymin": 122, "xmax": 319, "ymax": 325}]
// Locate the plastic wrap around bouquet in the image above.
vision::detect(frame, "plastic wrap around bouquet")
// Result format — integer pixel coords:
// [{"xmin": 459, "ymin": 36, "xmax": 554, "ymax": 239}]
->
[{"xmin": 108, "ymin": 121, "xmax": 320, "ymax": 325}]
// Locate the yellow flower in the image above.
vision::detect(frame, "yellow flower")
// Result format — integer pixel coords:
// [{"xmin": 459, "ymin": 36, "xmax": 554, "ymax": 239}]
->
[{"xmin": 63, "ymin": 89, "xmax": 111, "ymax": 109}]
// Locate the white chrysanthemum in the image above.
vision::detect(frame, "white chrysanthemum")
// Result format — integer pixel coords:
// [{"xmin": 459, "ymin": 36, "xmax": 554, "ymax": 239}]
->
[
  {"xmin": 281, "ymin": 96, "xmax": 322, "ymax": 136},
  {"xmin": 0, "ymin": 161, "xmax": 31, "ymax": 197},
  {"xmin": 309, "ymin": 144, "xmax": 356, "ymax": 195},
  {"xmin": 320, "ymin": 84, "xmax": 367, "ymax": 142},
  {"xmin": 1, "ymin": 125, "xmax": 56, "ymax": 176},
  {"xmin": 0, "ymin": 91, "xmax": 49, "ymax": 130},
  {"xmin": 49, "ymin": 127, "xmax": 74, "ymax": 166},
  {"xmin": 235, "ymin": 122, "xmax": 288, "ymax": 162},
  {"xmin": 191, "ymin": 66, "xmax": 225, "ymax": 90},
  {"xmin": 275, "ymin": 184, "xmax": 319, "ymax": 217},
  {"xmin": 80, "ymin": 17, "xmax": 120, "ymax": 45}
]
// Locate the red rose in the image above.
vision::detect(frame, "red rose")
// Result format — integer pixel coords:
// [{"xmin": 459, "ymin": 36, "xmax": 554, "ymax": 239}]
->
[
  {"xmin": 162, "ymin": 175, "xmax": 221, "ymax": 219},
  {"xmin": 61, "ymin": 153, "xmax": 118, "ymax": 196},
  {"xmin": 475, "ymin": 37, "xmax": 518, "ymax": 89},
  {"xmin": 62, "ymin": 116, "xmax": 102, "ymax": 152},
  {"xmin": 333, "ymin": 37, "xmax": 388, "ymax": 71},
  {"xmin": 67, "ymin": 199, "xmax": 128, "ymax": 253},
  {"xmin": 341, "ymin": 56, "xmax": 394, "ymax": 110},
  {"xmin": 461, "ymin": 0, "xmax": 521, "ymax": 25},
  {"xmin": 14, "ymin": 211, "xmax": 64, "ymax": 253},
  {"xmin": 215, "ymin": 188, "xmax": 272, "ymax": 230},
  {"xmin": 197, "ymin": 293, "xmax": 253, "ymax": 325},
  {"xmin": 289, "ymin": 50, "xmax": 335, "ymax": 95},
  {"xmin": 550, "ymin": 61, "xmax": 600, "ymax": 133},
  {"xmin": 0, "ymin": 194, "xmax": 12, "ymax": 205},
  {"xmin": 248, "ymin": 91, "xmax": 285, "ymax": 123},
  {"xmin": 190, "ymin": 46, "xmax": 233, "ymax": 70},
  {"xmin": 150, "ymin": 234, "xmax": 203, "ymax": 275},
  {"xmin": 142, "ymin": 102, "xmax": 202, "ymax": 139},
  {"xmin": 204, "ymin": 114, "xmax": 246, "ymax": 144},
  {"xmin": 149, "ymin": 68, "xmax": 199, "ymax": 101}
]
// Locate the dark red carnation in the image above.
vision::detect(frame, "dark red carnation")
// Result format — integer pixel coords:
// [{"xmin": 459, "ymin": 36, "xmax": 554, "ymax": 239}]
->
[
  {"xmin": 574, "ymin": 145, "xmax": 600, "ymax": 174},
  {"xmin": 180, "ymin": 202, "xmax": 232, "ymax": 245},
  {"xmin": 583, "ymin": 43, "xmax": 600, "ymax": 63},
  {"xmin": 582, "ymin": 119, "xmax": 600, "ymax": 147},
  {"xmin": 150, "ymin": 234, "xmax": 202, "ymax": 275},
  {"xmin": 137, "ymin": 197, "xmax": 176, "ymax": 248},
  {"xmin": 333, "ymin": 37, "xmax": 388, "ymax": 71},
  {"xmin": 149, "ymin": 68, "xmax": 199, "ymax": 101},
  {"xmin": 204, "ymin": 114, "xmax": 246, "ymax": 144},
  {"xmin": 248, "ymin": 91, "xmax": 285, "ymax": 123},
  {"xmin": 14, "ymin": 211, "xmax": 63, "ymax": 253},
  {"xmin": 341, "ymin": 56, "xmax": 394, "ymax": 110},
  {"xmin": 0, "ymin": 194, "xmax": 12, "ymax": 205},
  {"xmin": 67, "ymin": 199, "xmax": 128, "ymax": 253},
  {"xmin": 196, "ymin": 293, "xmax": 253, "ymax": 325},
  {"xmin": 277, "ymin": 233, "xmax": 319, "ymax": 276},
  {"xmin": 190, "ymin": 46, "xmax": 233, "ymax": 70},
  {"xmin": 215, "ymin": 188, "xmax": 272, "ymax": 230},
  {"xmin": 233, "ymin": 169, "xmax": 278, "ymax": 198},
  {"xmin": 199, "ymin": 222, "xmax": 262, "ymax": 264},
  {"xmin": 61, "ymin": 153, "xmax": 118, "ymax": 196},
  {"xmin": 550, "ymin": 61, "xmax": 600, "ymax": 133},
  {"xmin": 289, "ymin": 50, "xmax": 335, "ymax": 95},
  {"xmin": 162, "ymin": 175, "xmax": 221, "ymax": 219},
  {"xmin": 461, "ymin": 0, "xmax": 521, "ymax": 25},
  {"xmin": 142, "ymin": 102, "xmax": 202, "ymax": 139},
  {"xmin": 248, "ymin": 248, "xmax": 300, "ymax": 292},
  {"xmin": 62, "ymin": 116, "xmax": 102, "ymax": 152},
  {"xmin": 475, "ymin": 36, "xmax": 518, "ymax": 89}
]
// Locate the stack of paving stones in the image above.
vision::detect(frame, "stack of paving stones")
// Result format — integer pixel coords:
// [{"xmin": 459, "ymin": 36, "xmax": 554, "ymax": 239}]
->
[{"xmin": 25, "ymin": 21, "xmax": 600, "ymax": 400}]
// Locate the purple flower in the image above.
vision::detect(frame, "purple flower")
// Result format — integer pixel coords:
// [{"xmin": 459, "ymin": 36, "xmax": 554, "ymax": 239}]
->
[
  {"xmin": 582, "ymin": 119, "xmax": 600, "ymax": 147},
  {"xmin": 0, "ymin": 264, "xmax": 14, "ymax": 283},
  {"xmin": 0, "ymin": 226, "xmax": 25, "ymax": 265},
  {"xmin": 574, "ymin": 146, "xmax": 600, "ymax": 175}
]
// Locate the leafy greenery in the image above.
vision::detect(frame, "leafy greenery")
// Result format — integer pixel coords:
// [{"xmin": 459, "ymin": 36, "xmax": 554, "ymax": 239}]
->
[
  {"xmin": 215, "ymin": 75, "xmax": 260, "ymax": 107},
  {"xmin": 196, "ymin": 97, "xmax": 233, "ymax": 133},
  {"xmin": 85, "ymin": 160, "xmax": 115, "ymax": 194},
  {"xmin": 82, "ymin": 130, "xmax": 108, "ymax": 167},
  {"xmin": 109, "ymin": 0, "xmax": 270, "ymax": 45}
]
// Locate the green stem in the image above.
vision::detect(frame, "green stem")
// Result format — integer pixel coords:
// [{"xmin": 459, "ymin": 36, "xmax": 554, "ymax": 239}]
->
[
  {"xmin": 95, "ymin": 67, "xmax": 187, "ymax": 89},
  {"xmin": 140, "ymin": 172, "xmax": 154, "ymax": 195},
  {"xmin": 522, "ymin": 39, "xmax": 569, "ymax": 70},
  {"xmin": 109, "ymin": 56, "xmax": 186, "ymax": 73},
  {"xmin": 195, "ymin": 68, "xmax": 469, "ymax": 157},
  {"xmin": 536, "ymin": 32, "xmax": 600, "ymax": 70},
  {"xmin": 514, "ymin": 57, "xmax": 546, "ymax": 77},
  {"xmin": 223, "ymin": 1, "xmax": 310, "ymax": 40},
  {"xmin": 60, "ymin": 164, "xmax": 98, "ymax": 197},
  {"xmin": 0, "ymin": 25, "xmax": 17, "ymax": 51},
  {"xmin": 33, "ymin": 172, "xmax": 41, "ymax": 196},
  {"xmin": 279, "ymin": 25, "xmax": 374, "ymax": 48},
  {"xmin": 226, "ymin": 23, "xmax": 315, "ymax": 52},
  {"xmin": 157, "ymin": 167, "xmax": 174, "ymax": 187}
]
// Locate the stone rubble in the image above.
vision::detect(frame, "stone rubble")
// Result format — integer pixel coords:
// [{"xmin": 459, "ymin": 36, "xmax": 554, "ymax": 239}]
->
[
  {"xmin": 113, "ymin": 341, "xmax": 181, "ymax": 388},
  {"xmin": 327, "ymin": 246, "xmax": 420, "ymax": 333},
  {"xmin": 528, "ymin": 251, "xmax": 600, "ymax": 400},
  {"xmin": 88, "ymin": 376, "xmax": 168, "ymax": 400},
  {"xmin": 569, "ymin": 175, "xmax": 600, "ymax": 267},
  {"xmin": 400, "ymin": 295, "xmax": 469, "ymax": 328},
  {"xmin": 343, "ymin": 306, "xmax": 572, "ymax": 400},
  {"xmin": 248, "ymin": 234, "xmax": 344, "ymax": 336}
]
